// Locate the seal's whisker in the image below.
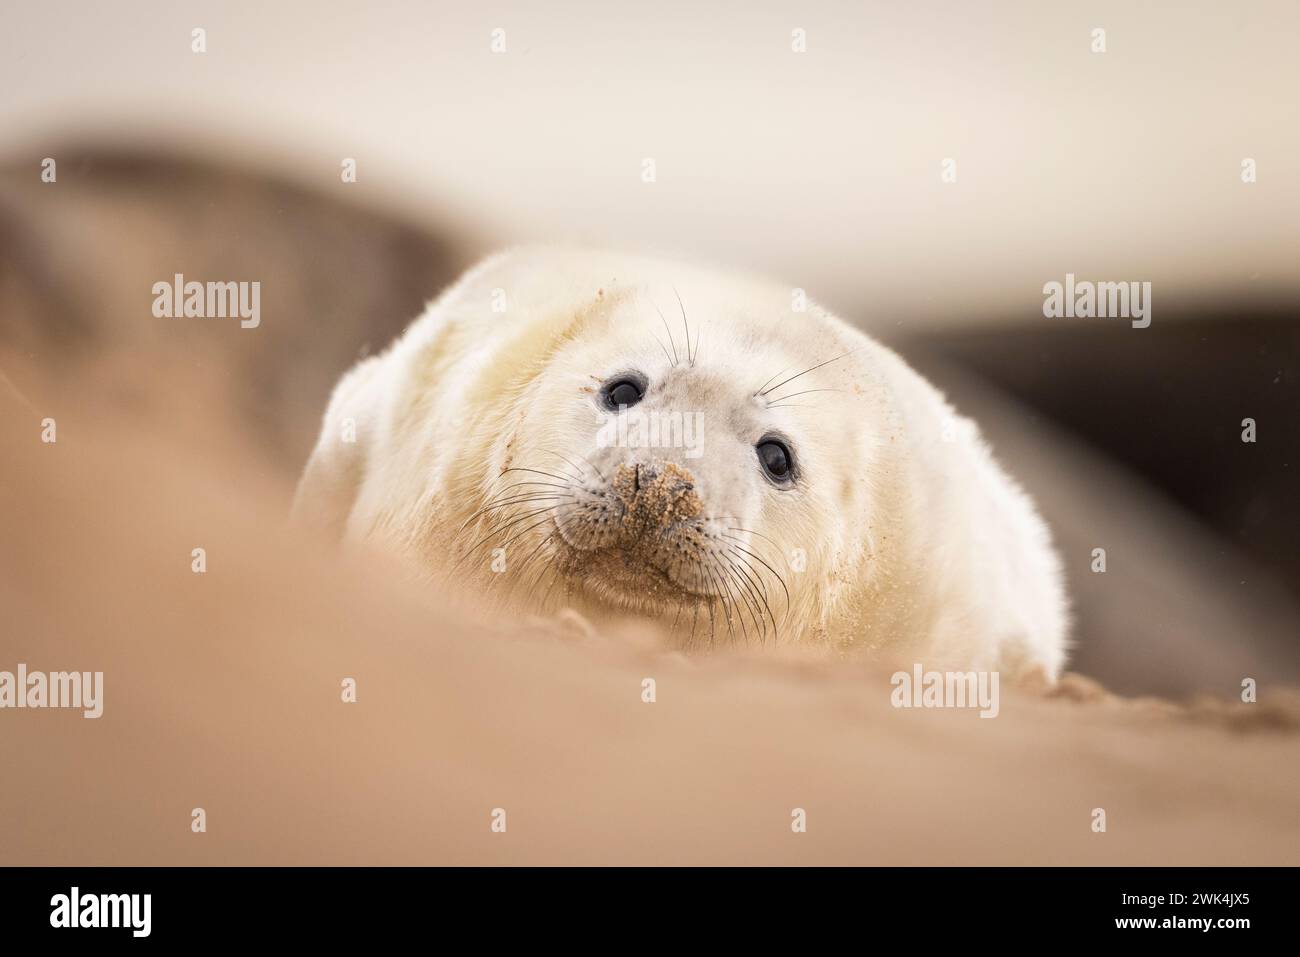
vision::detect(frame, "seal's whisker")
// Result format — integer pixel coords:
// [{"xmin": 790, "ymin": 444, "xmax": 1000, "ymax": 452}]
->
[
  {"xmin": 720, "ymin": 561, "xmax": 739, "ymax": 643},
  {"xmin": 717, "ymin": 563, "xmax": 749, "ymax": 646},
  {"xmin": 465, "ymin": 501, "xmax": 572, "ymax": 546},
  {"xmin": 454, "ymin": 505, "xmax": 557, "ymax": 568},
  {"xmin": 536, "ymin": 450, "xmax": 587, "ymax": 484},
  {"xmin": 702, "ymin": 576, "xmax": 717, "ymax": 647},
  {"xmin": 721, "ymin": 553, "xmax": 767, "ymax": 643},
  {"xmin": 724, "ymin": 561, "xmax": 753, "ymax": 646},
  {"xmin": 650, "ymin": 332, "xmax": 675, "ymax": 368},
  {"xmin": 554, "ymin": 449, "xmax": 606, "ymax": 484},
  {"xmin": 764, "ymin": 387, "xmax": 847, "ymax": 406},
  {"xmin": 722, "ymin": 525, "xmax": 784, "ymax": 555},
  {"xmin": 465, "ymin": 484, "xmax": 567, "ymax": 511},
  {"xmin": 720, "ymin": 530, "xmax": 786, "ymax": 592},
  {"xmin": 498, "ymin": 466, "xmax": 574, "ymax": 484},
  {"xmin": 723, "ymin": 535, "xmax": 792, "ymax": 617},
  {"xmin": 461, "ymin": 492, "xmax": 568, "ymax": 530},
  {"xmin": 723, "ymin": 548, "xmax": 779, "ymax": 642},
  {"xmin": 488, "ymin": 479, "xmax": 570, "ymax": 499},
  {"xmin": 736, "ymin": 563, "xmax": 780, "ymax": 644},
  {"xmin": 654, "ymin": 304, "xmax": 680, "ymax": 367},
  {"xmin": 520, "ymin": 539, "xmax": 563, "ymax": 609},
  {"xmin": 478, "ymin": 500, "xmax": 571, "ymax": 540},
  {"xmin": 477, "ymin": 493, "xmax": 570, "ymax": 512},
  {"xmin": 756, "ymin": 347, "xmax": 860, "ymax": 398},
  {"xmin": 539, "ymin": 565, "xmax": 564, "ymax": 611},
  {"xmin": 706, "ymin": 556, "xmax": 740, "ymax": 646},
  {"xmin": 722, "ymin": 574, "xmax": 754, "ymax": 642},
  {"xmin": 453, "ymin": 503, "xmax": 575, "ymax": 576},
  {"xmin": 717, "ymin": 547, "xmax": 767, "ymax": 637},
  {"xmin": 494, "ymin": 507, "xmax": 576, "ymax": 554},
  {"xmin": 702, "ymin": 548, "xmax": 733, "ymax": 647},
  {"xmin": 575, "ymin": 451, "xmax": 608, "ymax": 483},
  {"xmin": 754, "ymin": 365, "xmax": 793, "ymax": 397},
  {"xmin": 458, "ymin": 483, "xmax": 569, "ymax": 531},
  {"xmin": 454, "ymin": 501, "xmax": 575, "ymax": 568},
  {"xmin": 672, "ymin": 286, "xmax": 697, "ymax": 367},
  {"xmin": 481, "ymin": 481, "xmax": 571, "ymax": 509},
  {"xmin": 500, "ymin": 529, "xmax": 559, "ymax": 605}
]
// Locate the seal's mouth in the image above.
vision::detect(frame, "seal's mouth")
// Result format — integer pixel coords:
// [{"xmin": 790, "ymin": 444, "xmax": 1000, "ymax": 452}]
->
[
  {"xmin": 549, "ymin": 461, "xmax": 719, "ymax": 606},
  {"xmin": 553, "ymin": 542, "xmax": 711, "ymax": 608}
]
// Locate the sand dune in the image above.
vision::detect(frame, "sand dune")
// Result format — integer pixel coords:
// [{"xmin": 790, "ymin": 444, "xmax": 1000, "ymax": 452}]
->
[{"xmin": 2, "ymin": 352, "xmax": 1296, "ymax": 865}]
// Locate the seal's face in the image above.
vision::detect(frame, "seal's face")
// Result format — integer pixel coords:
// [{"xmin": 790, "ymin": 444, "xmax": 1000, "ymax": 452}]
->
[{"xmin": 480, "ymin": 287, "xmax": 869, "ymax": 641}]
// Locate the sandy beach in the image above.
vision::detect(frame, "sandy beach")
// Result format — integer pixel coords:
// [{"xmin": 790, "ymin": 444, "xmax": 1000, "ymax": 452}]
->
[{"xmin": 3, "ymin": 352, "xmax": 1296, "ymax": 866}]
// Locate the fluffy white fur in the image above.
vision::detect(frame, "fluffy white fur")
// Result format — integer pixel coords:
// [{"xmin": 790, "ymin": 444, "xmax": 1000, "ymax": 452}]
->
[{"xmin": 294, "ymin": 248, "xmax": 1069, "ymax": 678}]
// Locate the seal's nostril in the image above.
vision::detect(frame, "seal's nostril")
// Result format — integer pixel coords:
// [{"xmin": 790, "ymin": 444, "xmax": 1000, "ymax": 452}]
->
[{"xmin": 634, "ymin": 463, "xmax": 640, "ymax": 493}]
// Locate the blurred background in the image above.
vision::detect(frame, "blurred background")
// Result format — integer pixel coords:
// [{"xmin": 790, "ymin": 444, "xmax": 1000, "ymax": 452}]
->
[{"xmin": 2, "ymin": 0, "xmax": 1297, "ymax": 695}]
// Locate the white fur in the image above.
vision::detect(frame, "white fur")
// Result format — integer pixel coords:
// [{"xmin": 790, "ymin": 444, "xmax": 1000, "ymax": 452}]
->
[{"xmin": 294, "ymin": 248, "xmax": 1069, "ymax": 678}]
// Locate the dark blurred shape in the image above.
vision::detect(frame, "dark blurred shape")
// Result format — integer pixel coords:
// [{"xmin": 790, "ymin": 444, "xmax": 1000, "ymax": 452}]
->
[
  {"xmin": 916, "ymin": 315, "xmax": 1298, "ymax": 595},
  {"xmin": 0, "ymin": 147, "xmax": 473, "ymax": 468},
  {"xmin": 904, "ymin": 316, "xmax": 1299, "ymax": 696}
]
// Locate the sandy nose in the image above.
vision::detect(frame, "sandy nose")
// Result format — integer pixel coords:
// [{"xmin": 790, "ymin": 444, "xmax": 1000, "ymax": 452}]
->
[{"xmin": 611, "ymin": 460, "xmax": 704, "ymax": 542}]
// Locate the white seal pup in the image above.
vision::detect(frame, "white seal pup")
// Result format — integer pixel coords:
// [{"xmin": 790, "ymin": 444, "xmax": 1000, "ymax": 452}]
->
[{"xmin": 294, "ymin": 248, "xmax": 1069, "ymax": 679}]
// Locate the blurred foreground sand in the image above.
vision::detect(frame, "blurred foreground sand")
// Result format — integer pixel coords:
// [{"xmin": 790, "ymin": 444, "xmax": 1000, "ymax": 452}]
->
[{"xmin": 2, "ymin": 352, "xmax": 1297, "ymax": 865}]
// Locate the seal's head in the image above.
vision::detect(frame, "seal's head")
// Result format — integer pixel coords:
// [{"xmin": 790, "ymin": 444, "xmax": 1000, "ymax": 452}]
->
[{"xmin": 468, "ymin": 266, "xmax": 880, "ymax": 641}]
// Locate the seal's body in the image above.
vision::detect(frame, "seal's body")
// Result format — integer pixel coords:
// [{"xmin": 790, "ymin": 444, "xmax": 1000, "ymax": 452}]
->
[{"xmin": 294, "ymin": 249, "xmax": 1069, "ymax": 678}]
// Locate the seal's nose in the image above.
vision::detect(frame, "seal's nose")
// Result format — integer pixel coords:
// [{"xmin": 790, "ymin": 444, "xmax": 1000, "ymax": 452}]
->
[
  {"xmin": 613, "ymin": 461, "xmax": 687, "ymax": 504},
  {"xmin": 612, "ymin": 460, "xmax": 703, "ymax": 542}
]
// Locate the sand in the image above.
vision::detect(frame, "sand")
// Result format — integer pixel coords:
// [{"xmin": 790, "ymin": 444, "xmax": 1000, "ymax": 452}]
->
[{"xmin": 1, "ymin": 351, "xmax": 1297, "ymax": 866}]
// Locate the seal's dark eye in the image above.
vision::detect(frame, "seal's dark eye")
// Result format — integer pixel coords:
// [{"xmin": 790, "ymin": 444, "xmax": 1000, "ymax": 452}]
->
[
  {"xmin": 603, "ymin": 377, "xmax": 644, "ymax": 409},
  {"xmin": 756, "ymin": 439, "xmax": 794, "ymax": 483}
]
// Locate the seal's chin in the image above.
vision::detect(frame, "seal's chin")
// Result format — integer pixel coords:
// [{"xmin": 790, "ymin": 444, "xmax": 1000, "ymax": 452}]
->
[{"xmin": 552, "ymin": 541, "xmax": 712, "ymax": 610}]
